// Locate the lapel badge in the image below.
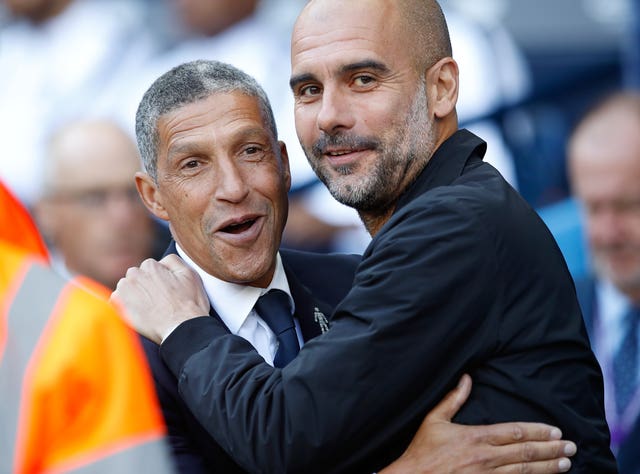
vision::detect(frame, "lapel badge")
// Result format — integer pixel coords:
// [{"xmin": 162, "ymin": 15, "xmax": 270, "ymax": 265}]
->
[{"xmin": 314, "ymin": 307, "xmax": 329, "ymax": 333}]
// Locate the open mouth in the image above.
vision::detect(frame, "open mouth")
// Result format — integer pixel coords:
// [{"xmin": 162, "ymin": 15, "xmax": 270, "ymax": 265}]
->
[
  {"xmin": 327, "ymin": 149, "xmax": 357, "ymax": 157},
  {"xmin": 220, "ymin": 218, "xmax": 257, "ymax": 234}
]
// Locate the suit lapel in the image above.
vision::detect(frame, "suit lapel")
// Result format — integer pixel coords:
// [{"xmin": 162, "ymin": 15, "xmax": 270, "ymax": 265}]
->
[{"xmin": 282, "ymin": 257, "xmax": 331, "ymax": 342}]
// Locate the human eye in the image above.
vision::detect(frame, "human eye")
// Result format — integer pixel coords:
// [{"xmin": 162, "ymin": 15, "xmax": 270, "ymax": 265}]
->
[
  {"xmin": 77, "ymin": 190, "xmax": 108, "ymax": 208},
  {"xmin": 183, "ymin": 159, "xmax": 200, "ymax": 169},
  {"xmin": 240, "ymin": 144, "xmax": 267, "ymax": 160},
  {"xmin": 297, "ymin": 83, "xmax": 322, "ymax": 99},
  {"xmin": 176, "ymin": 156, "xmax": 205, "ymax": 175},
  {"xmin": 352, "ymin": 74, "xmax": 376, "ymax": 88}
]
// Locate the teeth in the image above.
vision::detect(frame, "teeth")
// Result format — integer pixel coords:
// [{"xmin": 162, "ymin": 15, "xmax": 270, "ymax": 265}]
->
[{"xmin": 328, "ymin": 150, "xmax": 351, "ymax": 156}]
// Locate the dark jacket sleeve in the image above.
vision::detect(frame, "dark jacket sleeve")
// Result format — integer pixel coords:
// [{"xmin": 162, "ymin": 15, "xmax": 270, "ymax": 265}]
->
[
  {"xmin": 161, "ymin": 192, "xmax": 614, "ymax": 473},
  {"xmin": 142, "ymin": 335, "xmax": 241, "ymax": 473}
]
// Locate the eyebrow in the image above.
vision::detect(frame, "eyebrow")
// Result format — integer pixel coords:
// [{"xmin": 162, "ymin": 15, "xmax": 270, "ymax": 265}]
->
[
  {"xmin": 290, "ymin": 59, "xmax": 391, "ymax": 91},
  {"xmin": 167, "ymin": 141, "xmax": 200, "ymax": 157},
  {"xmin": 289, "ymin": 72, "xmax": 316, "ymax": 92},
  {"xmin": 167, "ymin": 126, "xmax": 272, "ymax": 156}
]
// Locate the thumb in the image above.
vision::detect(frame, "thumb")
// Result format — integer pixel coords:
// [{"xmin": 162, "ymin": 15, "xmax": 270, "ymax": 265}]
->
[{"xmin": 425, "ymin": 374, "xmax": 472, "ymax": 423}]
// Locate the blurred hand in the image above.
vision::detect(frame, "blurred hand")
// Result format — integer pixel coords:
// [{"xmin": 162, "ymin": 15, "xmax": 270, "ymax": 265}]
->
[
  {"xmin": 380, "ymin": 375, "xmax": 576, "ymax": 474},
  {"xmin": 111, "ymin": 254, "xmax": 210, "ymax": 344}
]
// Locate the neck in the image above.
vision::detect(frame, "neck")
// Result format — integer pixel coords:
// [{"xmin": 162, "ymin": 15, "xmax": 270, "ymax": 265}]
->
[{"xmin": 359, "ymin": 206, "xmax": 395, "ymax": 237}]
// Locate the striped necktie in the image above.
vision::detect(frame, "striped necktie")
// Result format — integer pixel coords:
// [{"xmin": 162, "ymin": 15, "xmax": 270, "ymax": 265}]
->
[{"xmin": 613, "ymin": 306, "xmax": 640, "ymax": 416}]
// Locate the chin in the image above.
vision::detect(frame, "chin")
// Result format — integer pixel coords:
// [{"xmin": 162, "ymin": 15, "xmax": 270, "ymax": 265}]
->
[{"xmin": 228, "ymin": 261, "xmax": 274, "ymax": 287}]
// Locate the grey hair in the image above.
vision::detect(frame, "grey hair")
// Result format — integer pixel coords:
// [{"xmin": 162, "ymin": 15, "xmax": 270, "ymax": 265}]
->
[{"xmin": 135, "ymin": 59, "xmax": 278, "ymax": 181}]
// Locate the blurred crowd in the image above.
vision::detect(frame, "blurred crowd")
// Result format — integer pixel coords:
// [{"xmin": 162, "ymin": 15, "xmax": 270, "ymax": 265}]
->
[{"xmin": 1, "ymin": 0, "xmax": 639, "ymax": 471}]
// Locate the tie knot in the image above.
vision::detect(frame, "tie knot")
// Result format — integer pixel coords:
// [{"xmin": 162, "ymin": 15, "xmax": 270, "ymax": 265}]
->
[{"xmin": 255, "ymin": 289, "xmax": 294, "ymax": 335}]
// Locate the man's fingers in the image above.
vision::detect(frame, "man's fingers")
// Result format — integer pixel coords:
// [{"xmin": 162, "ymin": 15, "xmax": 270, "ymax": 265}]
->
[
  {"xmin": 478, "ymin": 422, "xmax": 563, "ymax": 445},
  {"xmin": 484, "ymin": 440, "xmax": 575, "ymax": 471},
  {"xmin": 424, "ymin": 374, "xmax": 472, "ymax": 423},
  {"xmin": 493, "ymin": 457, "xmax": 572, "ymax": 474}
]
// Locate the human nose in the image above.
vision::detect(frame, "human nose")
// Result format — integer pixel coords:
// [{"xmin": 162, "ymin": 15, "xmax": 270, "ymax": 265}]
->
[
  {"xmin": 316, "ymin": 86, "xmax": 354, "ymax": 135},
  {"xmin": 214, "ymin": 159, "xmax": 249, "ymax": 203},
  {"xmin": 588, "ymin": 207, "xmax": 625, "ymax": 246}
]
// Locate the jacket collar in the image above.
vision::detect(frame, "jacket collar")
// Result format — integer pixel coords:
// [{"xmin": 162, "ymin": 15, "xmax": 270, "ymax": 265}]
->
[{"xmin": 395, "ymin": 129, "xmax": 487, "ymax": 214}]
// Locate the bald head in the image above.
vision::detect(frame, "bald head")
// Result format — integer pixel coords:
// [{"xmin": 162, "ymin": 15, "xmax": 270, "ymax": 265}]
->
[
  {"xmin": 35, "ymin": 119, "xmax": 157, "ymax": 290},
  {"xmin": 296, "ymin": 0, "xmax": 451, "ymax": 71},
  {"xmin": 569, "ymin": 93, "xmax": 640, "ymax": 167},
  {"xmin": 43, "ymin": 120, "xmax": 141, "ymax": 195},
  {"xmin": 290, "ymin": 0, "xmax": 458, "ymax": 234},
  {"xmin": 397, "ymin": 0, "xmax": 452, "ymax": 69}
]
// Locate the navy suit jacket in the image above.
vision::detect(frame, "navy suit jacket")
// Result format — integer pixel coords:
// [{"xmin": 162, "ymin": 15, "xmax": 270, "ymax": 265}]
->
[
  {"xmin": 575, "ymin": 276, "xmax": 640, "ymax": 474},
  {"xmin": 141, "ymin": 243, "xmax": 360, "ymax": 472}
]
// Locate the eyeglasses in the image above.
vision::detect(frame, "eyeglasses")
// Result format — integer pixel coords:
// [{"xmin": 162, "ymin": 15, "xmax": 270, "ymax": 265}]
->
[{"xmin": 48, "ymin": 186, "xmax": 143, "ymax": 210}]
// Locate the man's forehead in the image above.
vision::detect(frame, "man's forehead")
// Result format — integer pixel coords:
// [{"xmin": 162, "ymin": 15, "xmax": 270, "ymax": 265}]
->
[
  {"xmin": 159, "ymin": 93, "xmax": 262, "ymax": 132},
  {"xmin": 291, "ymin": 1, "xmax": 406, "ymax": 71}
]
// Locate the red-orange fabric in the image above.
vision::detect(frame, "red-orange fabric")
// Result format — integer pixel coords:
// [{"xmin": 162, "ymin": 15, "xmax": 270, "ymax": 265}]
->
[
  {"xmin": 0, "ymin": 242, "xmax": 169, "ymax": 473},
  {"xmin": 0, "ymin": 181, "xmax": 48, "ymax": 261}
]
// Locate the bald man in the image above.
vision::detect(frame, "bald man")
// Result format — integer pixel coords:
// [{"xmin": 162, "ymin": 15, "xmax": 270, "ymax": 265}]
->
[
  {"xmin": 33, "ymin": 119, "xmax": 165, "ymax": 289},
  {"xmin": 569, "ymin": 92, "xmax": 640, "ymax": 474}
]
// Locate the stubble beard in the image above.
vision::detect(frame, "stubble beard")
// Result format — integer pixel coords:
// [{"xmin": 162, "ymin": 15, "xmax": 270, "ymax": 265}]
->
[{"xmin": 305, "ymin": 82, "xmax": 435, "ymax": 214}]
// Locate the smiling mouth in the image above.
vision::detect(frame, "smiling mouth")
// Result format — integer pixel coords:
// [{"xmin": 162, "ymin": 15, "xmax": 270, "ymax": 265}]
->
[
  {"xmin": 220, "ymin": 218, "xmax": 257, "ymax": 234},
  {"xmin": 327, "ymin": 149, "xmax": 358, "ymax": 156}
]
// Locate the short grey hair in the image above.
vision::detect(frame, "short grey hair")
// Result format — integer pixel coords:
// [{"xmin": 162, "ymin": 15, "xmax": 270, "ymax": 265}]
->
[{"xmin": 135, "ymin": 59, "xmax": 278, "ymax": 181}]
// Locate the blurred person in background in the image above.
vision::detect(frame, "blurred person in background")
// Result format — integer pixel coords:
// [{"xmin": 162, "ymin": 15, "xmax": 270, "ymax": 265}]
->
[
  {"xmin": 32, "ymin": 118, "xmax": 168, "ymax": 290},
  {"xmin": 569, "ymin": 91, "xmax": 640, "ymax": 474},
  {"xmin": 0, "ymin": 0, "xmax": 158, "ymax": 205},
  {"xmin": 0, "ymin": 179, "xmax": 174, "ymax": 473}
]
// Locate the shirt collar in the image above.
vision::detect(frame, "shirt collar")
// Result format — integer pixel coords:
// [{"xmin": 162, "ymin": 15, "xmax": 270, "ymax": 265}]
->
[
  {"xmin": 175, "ymin": 244, "xmax": 294, "ymax": 335},
  {"xmin": 597, "ymin": 278, "xmax": 634, "ymax": 327}
]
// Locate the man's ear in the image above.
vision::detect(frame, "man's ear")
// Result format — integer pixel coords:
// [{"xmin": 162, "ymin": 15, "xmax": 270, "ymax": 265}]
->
[
  {"xmin": 425, "ymin": 57, "xmax": 459, "ymax": 119},
  {"xmin": 278, "ymin": 141, "xmax": 292, "ymax": 192},
  {"xmin": 135, "ymin": 172, "xmax": 169, "ymax": 221}
]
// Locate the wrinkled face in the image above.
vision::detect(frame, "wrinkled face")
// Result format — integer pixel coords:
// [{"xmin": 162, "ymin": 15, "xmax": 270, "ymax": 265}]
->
[
  {"xmin": 570, "ymin": 115, "xmax": 640, "ymax": 295},
  {"xmin": 37, "ymin": 129, "xmax": 155, "ymax": 290},
  {"xmin": 141, "ymin": 92, "xmax": 290, "ymax": 287},
  {"xmin": 290, "ymin": 0, "xmax": 437, "ymax": 214}
]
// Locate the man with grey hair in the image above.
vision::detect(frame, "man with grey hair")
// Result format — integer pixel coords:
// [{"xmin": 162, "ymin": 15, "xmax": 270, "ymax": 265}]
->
[
  {"xmin": 131, "ymin": 59, "xmax": 360, "ymax": 471},
  {"xmin": 118, "ymin": 59, "xmax": 578, "ymax": 473}
]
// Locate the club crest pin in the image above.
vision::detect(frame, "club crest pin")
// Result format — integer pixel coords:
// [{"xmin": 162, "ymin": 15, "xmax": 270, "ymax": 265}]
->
[{"xmin": 314, "ymin": 307, "xmax": 329, "ymax": 333}]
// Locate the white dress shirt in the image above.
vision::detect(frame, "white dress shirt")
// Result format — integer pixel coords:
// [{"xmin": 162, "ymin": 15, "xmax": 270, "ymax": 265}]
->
[{"xmin": 176, "ymin": 244, "xmax": 303, "ymax": 366}]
